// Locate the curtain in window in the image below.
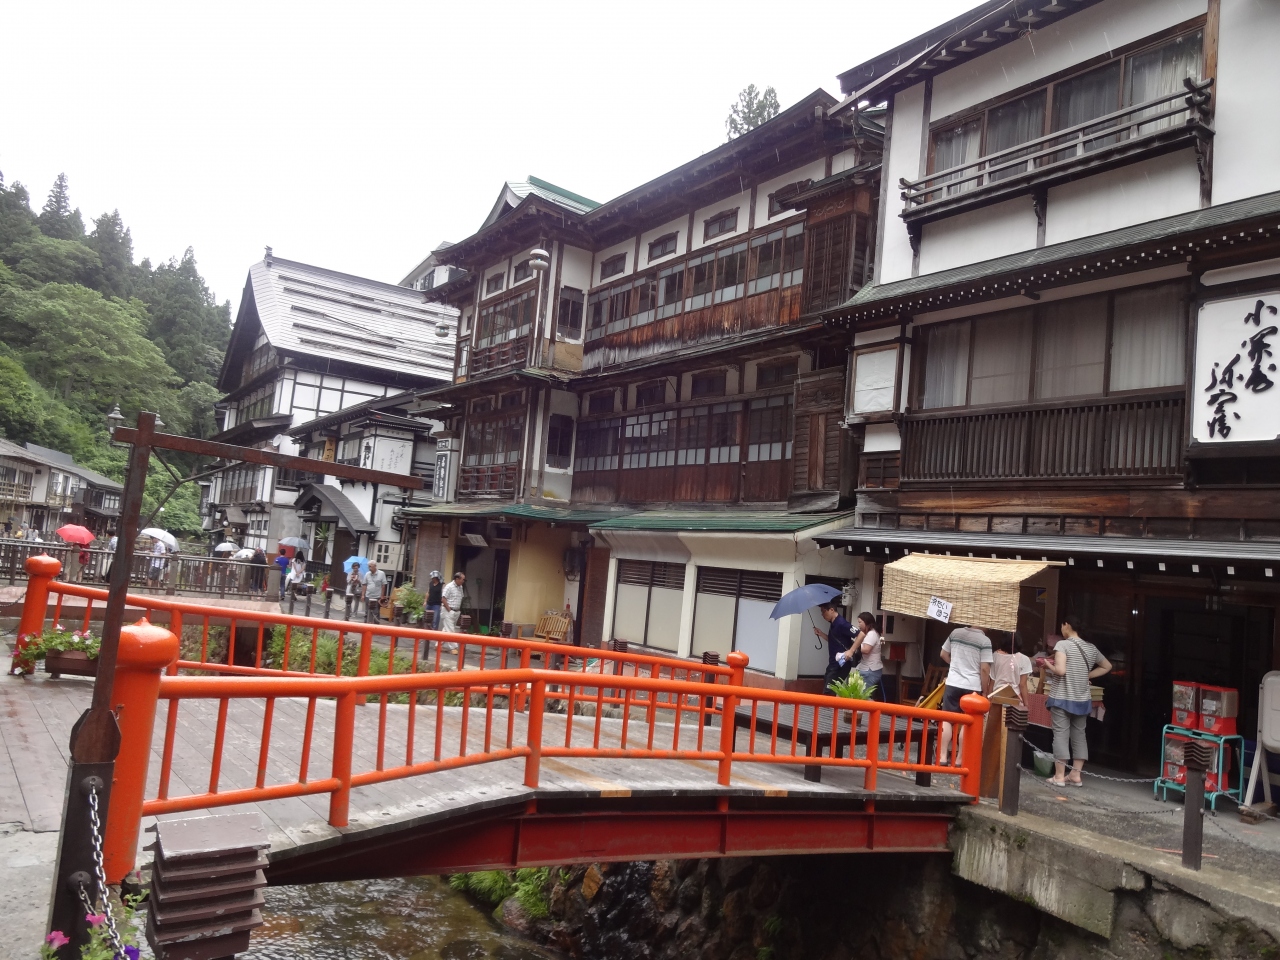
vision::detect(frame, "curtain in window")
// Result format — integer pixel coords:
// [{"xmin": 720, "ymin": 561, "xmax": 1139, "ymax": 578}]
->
[
  {"xmin": 921, "ymin": 321, "xmax": 970, "ymax": 409},
  {"xmin": 1127, "ymin": 30, "xmax": 1203, "ymax": 132},
  {"xmin": 853, "ymin": 348, "xmax": 897, "ymax": 413},
  {"xmin": 1035, "ymin": 297, "xmax": 1107, "ymax": 399},
  {"xmin": 1051, "ymin": 61, "xmax": 1121, "ymax": 158},
  {"xmin": 984, "ymin": 92, "xmax": 1046, "ymax": 181},
  {"xmin": 933, "ymin": 119, "xmax": 981, "ymax": 195},
  {"xmin": 1110, "ymin": 284, "xmax": 1185, "ymax": 391},
  {"xmin": 970, "ymin": 310, "xmax": 1032, "ymax": 404}
]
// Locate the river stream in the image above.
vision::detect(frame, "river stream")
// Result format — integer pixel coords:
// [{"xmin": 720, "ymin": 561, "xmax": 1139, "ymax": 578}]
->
[{"xmin": 240, "ymin": 877, "xmax": 560, "ymax": 960}]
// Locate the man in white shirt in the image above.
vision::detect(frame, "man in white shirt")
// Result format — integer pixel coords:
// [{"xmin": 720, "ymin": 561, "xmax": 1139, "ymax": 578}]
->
[
  {"xmin": 440, "ymin": 572, "xmax": 465, "ymax": 633},
  {"xmin": 361, "ymin": 562, "xmax": 388, "ymax": 622},
  {"xmin": 938, "ymin": 624, "xmax": 993, "ymax": 765}
]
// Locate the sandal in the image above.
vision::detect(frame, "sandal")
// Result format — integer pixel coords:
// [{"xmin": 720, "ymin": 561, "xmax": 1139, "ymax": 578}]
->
[
  {"xmin": 1046, "ymin": 777, "xmax": 1068, "ymax": 787},
  {"xmin": 1065, "ymin": 777, "xmax": 1083, "ymax": 788}
]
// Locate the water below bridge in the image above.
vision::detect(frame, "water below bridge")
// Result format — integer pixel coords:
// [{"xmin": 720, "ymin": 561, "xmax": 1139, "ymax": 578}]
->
[{"xmin": 247, "ymin": 876, "xmax": 557, "ymax": 960}]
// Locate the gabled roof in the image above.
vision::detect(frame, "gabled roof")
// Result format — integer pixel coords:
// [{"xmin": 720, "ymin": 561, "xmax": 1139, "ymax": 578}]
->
[
  {"xmin": 218, "ymin": 255, "xmax": 458, "ymax": 391},
  {"xmin": 22, "ymin": 443, "xmax": 122, "ymax": 490},
  {"xmin": 481, "ymin": 176, "xmax": 600, "ymax": 229},
  {"xmin": 288, "ymin": 393, "xmax": 435, "ymax": 440},
  {"xmin": 294, "ymin": 483, "xmax": 377, "ymax": 535}
]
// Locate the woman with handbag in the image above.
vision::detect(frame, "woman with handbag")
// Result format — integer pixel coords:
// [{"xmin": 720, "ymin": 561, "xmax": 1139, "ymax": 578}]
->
[{"xmin": 1044, "ymin": 616, "xmax": 1111, "ymax": 787}]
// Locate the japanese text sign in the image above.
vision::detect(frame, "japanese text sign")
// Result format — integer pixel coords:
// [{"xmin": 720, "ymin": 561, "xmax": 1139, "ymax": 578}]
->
[
  {"xmin": 1194, "ymin": 293, "xmax": 1279, "ymax": 443},
  {"xmin": 927, "ymin": 596, "xmax": 953, "ymax": 623}
]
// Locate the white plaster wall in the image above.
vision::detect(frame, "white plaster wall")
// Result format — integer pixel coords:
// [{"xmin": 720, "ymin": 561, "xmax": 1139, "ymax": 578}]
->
[
  {"xmin": 930, "ymin": 0, "xmax": 1208, "ymax": 121},
  {"xmin": 639, "ymin": 216, "xmax": 688, "ymax": 269},
  {"xmin": 593, "ymin": 237, "xmax": 635, "ymax": 285},
  {"xmin": 863, "ymin": 423, "xmax": 901, "ymax": 453},
  {"xmin": 690, "ymin": 190, "xmax": 751, "ymax": 252},
  {"xmin": 918, "ymin": 197, "xmax": 1038, "ymax": 275},
  {"xmin": 1214, "ymin": 0, "xmax": 1280, "ymax": 203},
  {"xmin": 1044, "ymin": 150, "xmax": 1201, "ymax": 246},
  {"xmin": 831, "ymin": 148, "xmax": 859, "ymax": 174},
  {"xmin": 881, "ymin": 85, "xmax": 926, "ymax": 283},
  {"xmin": 756, "ymin": 160, "xmax": 827, "ymax": 228},
  {"xmin": 559, "ymin": 244, "xmax": 592, "ymax": 292}
]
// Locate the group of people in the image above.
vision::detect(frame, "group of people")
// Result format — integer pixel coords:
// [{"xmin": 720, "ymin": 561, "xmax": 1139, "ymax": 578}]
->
[
  {"xmin": 815, "ymin": 604, "xmax": 1112, "ymax": 786},
  {"xmin": 3, "ymin": 518, "xmax": 42, "ymax": 541}
]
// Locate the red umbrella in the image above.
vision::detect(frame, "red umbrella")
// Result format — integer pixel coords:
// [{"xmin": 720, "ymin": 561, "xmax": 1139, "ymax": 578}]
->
[{"xmin": 56, "ymin": 524, "xmax": 95, "ymax": 545}]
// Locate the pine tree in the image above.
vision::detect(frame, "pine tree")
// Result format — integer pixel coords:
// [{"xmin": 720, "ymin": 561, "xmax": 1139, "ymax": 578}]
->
[
  {"xmin": 726, "ymin": 85, "xmax": 781, "ymax": 140},
  {"xmin": 87, "ymin": 209, "xmax": 136, "ymax": 298},
  {"xmin": 37, "ymin": 172, "xmax": 85, "ymax": 241}
]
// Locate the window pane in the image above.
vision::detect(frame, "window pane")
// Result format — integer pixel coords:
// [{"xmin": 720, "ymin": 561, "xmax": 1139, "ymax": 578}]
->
[
  {"xmin": 853, "ymin": 348, "xmax": 897, "ymax": 413},
  {"xmin": 921, "ymin": 321, "xmax": 970, "ymax": 409},
  {"xmin": 970, "ymin": 310, "xmax": 1032, "ymax": 405},
  {"xmin": 1051, "ymin": 61, "xmax": 1121, "ymax": 158},
  {"xmin": 1110, "ymin": 284, "xmax": 1185, "ymax": 391},
  {"xmin": 932, "ymin": 119, "xmax": 981, "ymax": 195},
  {"xmin": 1127, "ymin": 30, "xmax": 1203, "ymax": 133},
  {"xmin": 1035, "ymin": 297, "xmax": 1107, "ymax": 399},
  {"xmin": 984, "ymin": 91, "xmax": 1045, "ymax": 181}
]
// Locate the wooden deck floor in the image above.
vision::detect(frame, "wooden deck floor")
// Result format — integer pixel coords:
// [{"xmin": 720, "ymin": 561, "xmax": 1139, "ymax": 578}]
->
[{"xmin": 1, "ymin": 669, "xmax": 970, "ymax": 870}]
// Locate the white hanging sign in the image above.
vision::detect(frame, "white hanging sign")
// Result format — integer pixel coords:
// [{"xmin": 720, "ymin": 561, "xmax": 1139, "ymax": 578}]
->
[
  {"xmin": 927, "ymin": 596, "xmax": 953, "ymax": 623},
  {"xmin": 1193, "ymin": 293, "xmax": 1280, "ymax": 443}
]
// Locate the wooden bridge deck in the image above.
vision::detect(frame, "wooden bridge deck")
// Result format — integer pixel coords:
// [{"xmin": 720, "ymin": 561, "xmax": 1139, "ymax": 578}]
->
[{"xmin": 1, "ymin": 669, "xmax": 970, "ymax": 880}]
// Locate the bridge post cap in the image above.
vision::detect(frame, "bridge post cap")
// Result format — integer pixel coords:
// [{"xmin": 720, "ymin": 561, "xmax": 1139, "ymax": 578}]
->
[
  {"xmin": 25, "ymin": 554, "xmax": 62, "ymax": 577},
  {"xmin": 118, "ymin": 618, "xmax": 180, "ymax": 670},
  {"xmin": 958, "ymin": 693, "xmax": 991, "ymax": 716},
  {"xmin": 726, "ymin": 652, "xmax": 750, "ymax": 669}
]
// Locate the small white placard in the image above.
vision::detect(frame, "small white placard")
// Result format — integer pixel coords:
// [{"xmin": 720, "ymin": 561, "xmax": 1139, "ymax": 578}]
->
[
  {"xmin": 463, "ymin": 533, "xmax": 488, "ymax": 548},
  {"xmin": 927, "ymin": 596, "xmax": 953, "ymax": 623}
]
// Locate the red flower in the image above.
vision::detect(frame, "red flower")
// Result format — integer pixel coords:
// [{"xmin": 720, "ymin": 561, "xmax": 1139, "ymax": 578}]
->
[{"xmin": 45, "ymin": 931, "xmax": 70, "ymax": 948}]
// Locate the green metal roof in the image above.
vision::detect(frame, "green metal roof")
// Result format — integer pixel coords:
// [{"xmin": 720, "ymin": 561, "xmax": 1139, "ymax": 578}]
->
[
  {"xmin": 399, "ymin": 502, "xmax": 624, "ymax": 525},
  {"xmin": 589, "ymin": 510, "xmax": 856, "ymax": 533},
  {"xmin": 833, "ymin": 189, "xmax": 1280, "ymax": 323}
]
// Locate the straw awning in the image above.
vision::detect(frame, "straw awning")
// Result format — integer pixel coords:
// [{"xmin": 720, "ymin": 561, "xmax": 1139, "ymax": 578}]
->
[{"xmin": 880, "ymin": 554, "xmax": 1055, "ymax": 633}]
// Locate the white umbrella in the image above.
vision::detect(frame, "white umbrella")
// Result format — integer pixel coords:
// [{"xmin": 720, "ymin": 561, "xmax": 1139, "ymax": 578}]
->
[
  {"xmin": 233, "ymin": 548, "xmax": 255, "ymax": 559},
  {"xmin": 140, "ymin": 528, "xmax": 178, "ymax": 550},
  {"xmin": 212, "ymin": 542, "xmax": 239, "ymax": 553},
  {"xmin": 278, "ymin": 537, "xmax": 309, "ymax": 549}
]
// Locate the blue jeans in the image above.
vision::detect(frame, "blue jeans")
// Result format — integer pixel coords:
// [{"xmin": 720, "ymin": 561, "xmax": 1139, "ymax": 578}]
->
[
  {"xmin": 427, "ymin": 603, "xmax": 442, "ymax": 628},
  {"xmin": 859, "ymin": 669, "xmax": 884, "ymax": 701}
]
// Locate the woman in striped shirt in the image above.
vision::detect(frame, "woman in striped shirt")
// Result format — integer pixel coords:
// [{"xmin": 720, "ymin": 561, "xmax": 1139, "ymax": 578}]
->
[{"xmin": 1045, "ymin": 616, "xmax": 1111, "ymax": 787}]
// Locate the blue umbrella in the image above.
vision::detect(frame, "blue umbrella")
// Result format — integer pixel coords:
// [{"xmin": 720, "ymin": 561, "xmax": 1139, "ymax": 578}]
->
[
  {"xmin": 343, "ymin": 556, "xmax": 369, "ymax": 575},
  {"xmin": 769, "ymin": 583, "xmax": 842, "ymax": 620}
]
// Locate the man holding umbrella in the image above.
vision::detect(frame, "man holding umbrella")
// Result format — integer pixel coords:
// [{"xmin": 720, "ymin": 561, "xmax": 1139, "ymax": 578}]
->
[{"xmin": 815, "ymin": 604, "xmax": 857, "ymax": 692}]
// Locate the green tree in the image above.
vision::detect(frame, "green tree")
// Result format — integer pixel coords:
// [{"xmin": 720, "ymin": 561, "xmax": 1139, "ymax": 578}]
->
[
  {"xmin": 0, "ymin": 174, "xmax": 38, "ymax": 253},
  {"xmin": 36, "ymin": 173, "xmax": 86, "ymax": 241},
  {"xmin": 139, "ymin": 248, "xmax": 231, "ymax": 384},
  {"xmin": 4, "ymin": 234, "xmax": 100, "ymax": 286},
  {"xmin": 726, "ymin": 84, "xmax": 781, "ymax": 140},
  {"xmin": 86, "ymin": 209, "xmax": 137, "ymax": 299}
]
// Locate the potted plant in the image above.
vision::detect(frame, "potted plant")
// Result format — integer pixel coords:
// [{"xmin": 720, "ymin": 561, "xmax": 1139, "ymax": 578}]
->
[
  {"xmin": 397, "ymin": 579, "xmax": 426, "ymax": 624},
  {"xmin": 828, "ymin": 672, "xmax": 877, "ymax": 701},
  {"xmin": 18, "ymin": 624, "xmax": 101, "ymax": 678}
]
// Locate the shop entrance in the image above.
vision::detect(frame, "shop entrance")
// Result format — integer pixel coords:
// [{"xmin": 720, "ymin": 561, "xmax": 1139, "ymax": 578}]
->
[
  {"xmin": 331, "ymin": 529, "xmax": 354, "ymax": 592},
  {"xmin": 1141, "ymin": 597, "xmax": 1274, "ymax": 768},
  {"xmin": 457, "ymin": 544, "xmax": 510, "ymax": 634}
]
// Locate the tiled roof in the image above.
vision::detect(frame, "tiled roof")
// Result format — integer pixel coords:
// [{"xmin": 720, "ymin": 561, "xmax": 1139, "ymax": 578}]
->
[{"xmin": 590, "ymin": 510, "xmax": 856, "ymax": 533}]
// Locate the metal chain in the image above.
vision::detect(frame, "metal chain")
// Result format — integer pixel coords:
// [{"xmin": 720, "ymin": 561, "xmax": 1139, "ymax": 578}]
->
[
  {"xmin": 1019, "ymin": 734, "xmax": 1157, "ymax": 783},
  {"xmin": 86, "ymin": 785, "xmax": 126, "ymax": 956}
]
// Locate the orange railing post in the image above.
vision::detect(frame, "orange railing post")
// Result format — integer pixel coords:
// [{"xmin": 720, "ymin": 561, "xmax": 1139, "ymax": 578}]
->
[
  {"xmin": 11, "ymin": 554, "xmax": 61, "ymax": 675},
  {"xmin": 717, "ymin": 652, "xmax": 748, "ymax": 786},
  {"xmin": 524, "ymin": 678, "xmax": 546, "ymax": 788},
  {"xmin": 357, "ymin": 628, "xmax": 373, "ymax": 677},
  {"xmin": 103, "ymin": 619, "xmax": 179, "ymax": 882},
  {"xmin": 958, "ymin": 693, "xmax": 992, "ymax": 800},
  {"xmin": 517, "ymin": 646, "xmax": 532, "ymax": 712},
  {"xmin": 329, "ymin": 690, "xmax": 358, "ymax": 827}
]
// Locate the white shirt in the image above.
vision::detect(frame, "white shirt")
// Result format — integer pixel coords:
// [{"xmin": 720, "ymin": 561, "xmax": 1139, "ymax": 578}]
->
[
  {"xmin": 858, "ymin": 629, "xmax": 883, "ymax": 673},
  {"xmin": 942, "ymin": 627, "xmax": 994, "ymax": 692},
  {"xmin": 442, "ymin": 580, "xmax": 464, "ymax": 612},
  {"xmin": 991, "ymin": 651, "xmax": 1033, "ymax": 701}
]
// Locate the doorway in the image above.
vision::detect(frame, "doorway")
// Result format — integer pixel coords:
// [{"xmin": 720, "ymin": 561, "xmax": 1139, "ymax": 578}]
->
[
  {"xmin": 331, "ymin": 529, "xmax": 354, "ymax": 592},
  {"xmin": 457, "ymin": 544, "xmax": 510, "ymax": 634}
]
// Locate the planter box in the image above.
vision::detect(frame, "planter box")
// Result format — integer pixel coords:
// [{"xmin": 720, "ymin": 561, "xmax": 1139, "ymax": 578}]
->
[{"xmin": 45, "ymin": 650, "xmax": 98, "ymax": 679}]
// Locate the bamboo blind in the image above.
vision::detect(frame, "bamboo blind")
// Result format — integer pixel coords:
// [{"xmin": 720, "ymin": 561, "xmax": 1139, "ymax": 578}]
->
[{"xmin": 879, "ymin": 554, "xmax": 1050, "ymax": 633}]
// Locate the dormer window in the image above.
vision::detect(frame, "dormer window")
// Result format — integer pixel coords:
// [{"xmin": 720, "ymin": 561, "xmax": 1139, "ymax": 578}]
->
[
  {"xmin": 703, "ymin": 209, "xmax": 739, "ymax": 241},
  {"xmin": 600, "ymin": 253, "xmax": 627, "ymax": 281},
  {"xmin": 485, "ymin": 272, "xmax": 505, "ymax": 295},
  {"xmin": 648, "ymin": 233, "xmax": 678, "ymax": 262},
  {"xmin": 513, "ymin": 259, "xmax": 532, "ymax": 283}
]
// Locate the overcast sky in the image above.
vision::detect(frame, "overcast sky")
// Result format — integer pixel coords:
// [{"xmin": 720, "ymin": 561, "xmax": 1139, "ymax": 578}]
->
[{"xmin": 2, "ymin": 1, "xmax": 976, "ymax": 316}]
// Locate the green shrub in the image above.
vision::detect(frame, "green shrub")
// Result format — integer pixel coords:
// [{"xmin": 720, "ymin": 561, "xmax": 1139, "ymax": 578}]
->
[
  {"xmin": 513, "ymin": 867, "xmax": 550, "ymax": 919},
  {"xmin": 828, "ymin": 671, "xmax": 877, "ymax": 700}
]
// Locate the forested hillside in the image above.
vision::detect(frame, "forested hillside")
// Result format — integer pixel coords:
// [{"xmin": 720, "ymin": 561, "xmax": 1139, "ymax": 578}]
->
[{"xmin": 0, "ymin": 170, "xmax": 232, "ymax": 534}]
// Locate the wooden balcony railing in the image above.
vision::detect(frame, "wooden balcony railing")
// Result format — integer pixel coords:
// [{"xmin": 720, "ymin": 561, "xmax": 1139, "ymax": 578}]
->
[
  {"xmin": 900, "ymin": 393, "xmax": 1184, "ymax": 484},
  {"xmin": 900, "ymin": 78, "xmax": 1212, "ymax": 224},
  {"xmin": 470, "ymin": 338, "xmax": 529, "ymax": 377},
  {"xmin": 0, "ymin": 480, "xmax": 34, "ymax": 502},
  {"xmin": 458, "ymin": 462, "xmax": 521, "ymax": 498}
]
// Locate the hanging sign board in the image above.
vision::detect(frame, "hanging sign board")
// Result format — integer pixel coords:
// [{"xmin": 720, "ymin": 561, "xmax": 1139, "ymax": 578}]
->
[
  {"xmin": 1193, "ymin": 293, "xmax": 1280, "ymax": 443},
  {"xmin": 927, "ymin": 596, "xmax": 953, "ymax": 623}
]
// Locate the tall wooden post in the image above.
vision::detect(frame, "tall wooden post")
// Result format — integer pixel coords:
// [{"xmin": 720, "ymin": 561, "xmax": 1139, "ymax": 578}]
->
[
  {"xmin": 1000, "ymin": 706, "xmax": 1029, "ymax": 816},
  {"xmin": 1182, "ymin": 739, "xmax": 1213, "ymax": 870}
]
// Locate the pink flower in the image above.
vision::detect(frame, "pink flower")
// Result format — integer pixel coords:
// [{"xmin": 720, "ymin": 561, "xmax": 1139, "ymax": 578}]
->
[
  {"xmin": 45, "ymin": 931, "xmax": 70, "ymax": 948},
  {"xmin": 86, "ymin": 913, "xmax": 106, "ymax": 926}
]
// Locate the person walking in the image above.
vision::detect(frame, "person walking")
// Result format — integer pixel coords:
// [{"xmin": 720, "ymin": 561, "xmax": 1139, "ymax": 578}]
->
[
  {"xmin": 426, "ymin": 571, "xmax": 443, "ymax": 629},
  {"xmin": 837, "ymin": 612, "xmax": 884, "ymax": 700},
  {"xmin": 249, "ymin": 548, "xmax": 268, "ymax": 594},
  {"xmin": 361, "ymin": 561, "xmax": 388, "ymax": 623},
  {"xmin": 147, "ymin": 537, "xmax": 167, "ymax": 588},
  {"xmin": 438, "ymin": 572, "xmax": 466, "ymax": 651},
  {"xmin": 274, "ymin": 552, "xmax": 291, "ymax": 600},
  {"xmin": 814, "ymin": 603, "xmax": 855, "ymax": 692},
  {"xmin": 937, "ymin": 623, "xmax": 993, "ymax": 764},
  {"xmin": 1044, "ymin": 616, "xmax": 1112, "ymax": 787}
]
